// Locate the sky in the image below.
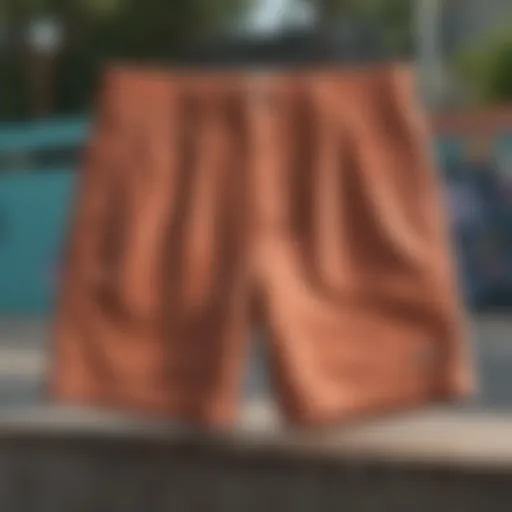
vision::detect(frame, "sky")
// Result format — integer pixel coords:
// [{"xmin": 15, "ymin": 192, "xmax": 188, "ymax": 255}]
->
[
  {"xmin": 245, "ymin": 0, "xmax": 313, "ymax": 33},
  {"xmin": 250, "ymin": 0, "xmax": 289, "ymax": 31}
]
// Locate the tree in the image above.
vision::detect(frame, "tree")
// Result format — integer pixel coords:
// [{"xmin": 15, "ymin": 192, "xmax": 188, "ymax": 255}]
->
[
  {"xmin": 87, "ymin": 0, "xmax": 254, "ymax": 60},
  {"xmin": 0, "ymin": 0, "xmax": 254, "ymax": 119},
  {"xmin": 1, "ymin": 0, "xmax": 254, "ymax": 57},
  {"xmin": 298, "ymin": 0, "xmax": 414, "ymax": 55},
  {"xmin": 455, "ymin": 23, "xmax": 512, "ymax": 105}
]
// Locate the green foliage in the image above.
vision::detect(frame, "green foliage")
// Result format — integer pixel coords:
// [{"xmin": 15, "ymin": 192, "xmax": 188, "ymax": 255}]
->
[
  {"xmin": 455, "ymin": 22, "xmax": 512, "ymax": 105},
  {"xmin": 0, "ymin": 57, "xmax": 31, "ymax": 121},
  {"xmin": 91, "ymin": 0, "xmax": 254, "ymax": 60},
  {"xmin": 0, "ymin": 0, "xmax": 127, "ymax": 20},
  {"xmin": 302, "ymin": 0, "xmax": 414, "ymax": 54},
  {"xmin": 0, "ymin": 0, "xmax": 253, "ymax": 120},
  {"xmin": 53, "ymin": 44, "xmax": 101, "ymax": 114}
]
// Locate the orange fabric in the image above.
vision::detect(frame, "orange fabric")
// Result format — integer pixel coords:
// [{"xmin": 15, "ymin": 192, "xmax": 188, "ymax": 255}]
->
[{"xmin": 50, "ymin": 64, "xmax": 474, "ymax": 427}]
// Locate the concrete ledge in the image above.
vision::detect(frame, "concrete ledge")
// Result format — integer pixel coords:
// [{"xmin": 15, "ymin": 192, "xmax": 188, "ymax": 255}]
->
[
  {"xmin": 1, "ymin": 402, "xmax": 512, "ymax": 470},
  {"xmin": 1, "ymin": 313, "xmax": 512, "ymax": 510},
  {"xmin": 1, "ymin": 403, "xmax": 512, "ymax": 511}
]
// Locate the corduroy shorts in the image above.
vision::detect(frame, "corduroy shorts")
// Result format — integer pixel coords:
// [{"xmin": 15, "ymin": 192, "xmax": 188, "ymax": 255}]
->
[{"xmin": 51, "ymin": 64, "xmax": 474, "ymax": 427}]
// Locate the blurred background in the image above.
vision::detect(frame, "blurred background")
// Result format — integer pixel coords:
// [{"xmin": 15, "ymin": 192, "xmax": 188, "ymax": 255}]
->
[{"xmin": 0, "ymin": 0, "xmax": 512, "ymax": 412}]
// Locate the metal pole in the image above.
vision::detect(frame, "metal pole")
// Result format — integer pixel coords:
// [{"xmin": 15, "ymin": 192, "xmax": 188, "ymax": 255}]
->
[{"xmin": 415, "ymin": 0, "xmax": 443, "ymax": 109}]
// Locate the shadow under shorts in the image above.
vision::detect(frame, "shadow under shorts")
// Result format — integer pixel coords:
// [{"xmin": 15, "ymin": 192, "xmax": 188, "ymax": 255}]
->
[{"xmin": 50, "ymin": 64, "xmax": 474, "ymax": 427}]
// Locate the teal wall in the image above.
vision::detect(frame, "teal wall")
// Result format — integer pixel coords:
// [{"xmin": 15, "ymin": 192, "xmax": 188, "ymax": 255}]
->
[{"xmin": 0, "ymin": 171, "xmax": 76, "ymax": 315}]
